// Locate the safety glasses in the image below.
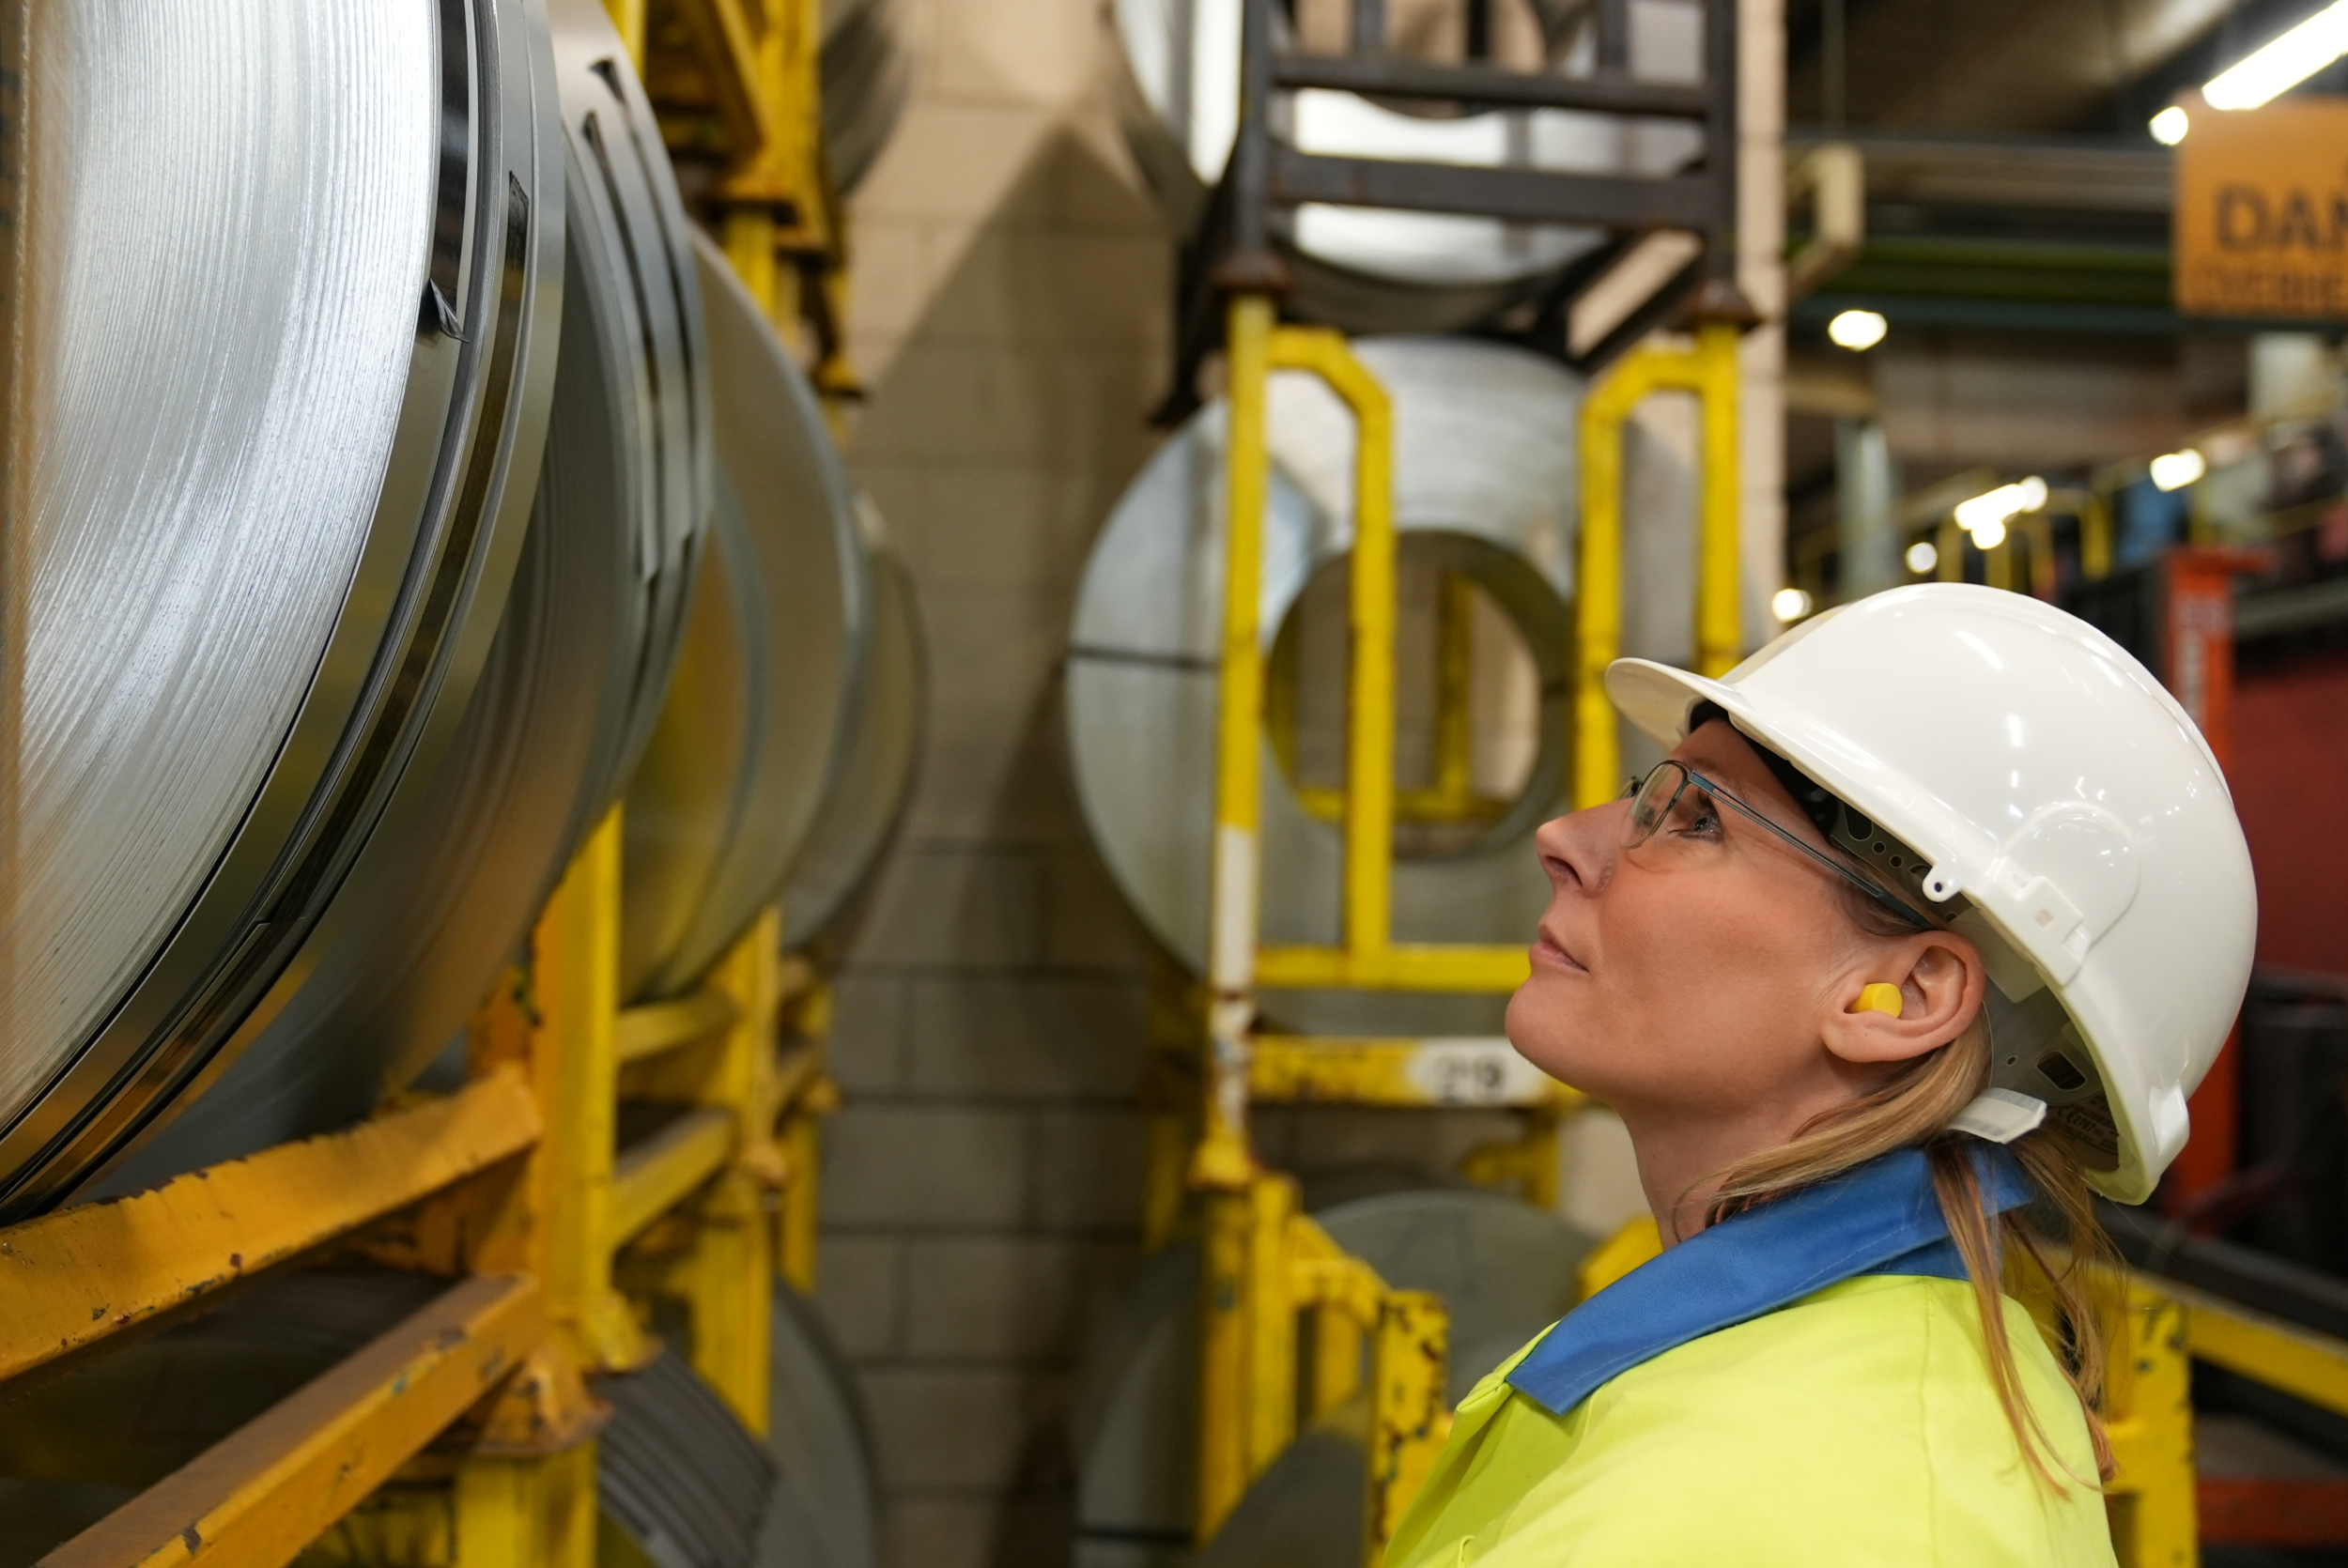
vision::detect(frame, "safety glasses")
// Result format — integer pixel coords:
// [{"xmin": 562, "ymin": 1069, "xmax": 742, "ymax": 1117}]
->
[{"xmin": 1622, "ymin": 761, "xmax": 1936, "ymax": 932}]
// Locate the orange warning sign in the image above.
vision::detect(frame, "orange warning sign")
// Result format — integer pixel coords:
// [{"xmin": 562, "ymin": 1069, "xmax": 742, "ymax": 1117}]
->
[{"xmin": 2176, "ymin": 97, "xmax": 2348, "ymax": 319}]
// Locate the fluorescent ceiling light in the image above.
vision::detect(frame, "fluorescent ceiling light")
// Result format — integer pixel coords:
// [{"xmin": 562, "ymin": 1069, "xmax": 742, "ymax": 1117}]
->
[
  {"xmin": 1771, "ymin": 587, "xmax": 1814, "ymax": 623},
  {"xmin": 2149, "ymin": 105, "xmax": 2189, "ymax": 145},
  {"xmin": 1906, "ymin": 539, "xmax": 1939, "ymax": 575},
  {"xmin": 1828, "ymin": 309, "xmax": 1887, "ymax": 351},
  {"xmin": 2149, "ymin": 449, "xmax": 2207, "ymax": 491},
  {"xmin": 2204, "ymin": 0, "xmax": 2348, "ymax": 110}
]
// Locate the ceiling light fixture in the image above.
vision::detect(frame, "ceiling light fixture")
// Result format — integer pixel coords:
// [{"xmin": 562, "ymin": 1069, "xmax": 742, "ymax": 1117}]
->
[
  {"xmin": 1772, "ymin": 587, "xmax": 1814, "ymax": 623},
  {"xmin": 1954, "ymin": 476, "xmax": 2047, "ymax": 546},
  {"xmin": 2149, "ymin": 105, "xmax": 2189, "ymax": 145},
  {"xmin": 1906, "ymin": 539, "xmax": 1939, "ymax": 575},
  {"xmin": 1827, "ymin": 309, "xmax": 1888, "ymax": 351},
  {"xmin": 2150, "ymin": 449, "xmax": 2207, "ymax": 491},
  {"xmin": 2204, "ymin": 0, "xmax": 2348, "ymax": 110}
]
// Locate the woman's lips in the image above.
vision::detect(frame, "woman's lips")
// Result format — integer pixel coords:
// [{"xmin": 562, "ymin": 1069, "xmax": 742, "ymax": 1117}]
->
[{"xmin": 1532, "ymin": 928, "xmax": 1585, "ymax": 973}]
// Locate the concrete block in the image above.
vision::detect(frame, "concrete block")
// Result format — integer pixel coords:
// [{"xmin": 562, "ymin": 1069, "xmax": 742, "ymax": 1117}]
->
[
  {"xmin": 883, "ymin": 463, "xmax": 1102, "ymax": 592},
  {"xmin": 900, "ymin": 711, "xmax": 1070, "ymax": 842},
  {"xmin": 921, "ymin": 232, "xmax": 1166, "ymax": 353},
  {"xmin": 827, "ymin": 973, "xmax": 908, "ymax": 1096},
  {"xmin": 881, "ymin": 1497, "xmax": 999, "ymax": 1568},
  {"xmin": 814, "ymin": 1234, "xmax": 904, "ymax": 1360},
  {"xmin": 1042, "ymin": 843, "xmax": 1156, "ymax": 973},
  {"xmin": 857, "ymin": 335, "xmax": 1158, "ymax": 469},
  {"xmin": 821, "ymin": 1104, "xmax": 1028, "ymax": 1227},
  {"xmin": 850, "ymin": 843, "xmax": 1045, "ymax": 968},
  {"xmin": 844, "ymin": 218, "xmax": 943, "ymax": 344},
  {"xmin": 901, "ymin": 1236, "xmax": 1133, "ymax": 1361},
  {"xmin": 861, "ymin": 1367, "xmax": 1050, "ymax": 1490},
  {"xmin": 907, "ymin": 975, "xmax": 1147, "ymax": 1100},
  {"xmin": 852, "ymin": 100, "xmax": 1055, "ymax": 225},
  {"xmin": 930, "ymin": 0, "xmax": 1100, "ymax": 109},
  {"xmin": 1023, "ymin": 1107, "xmax": 1147, "ymax": 1229}
]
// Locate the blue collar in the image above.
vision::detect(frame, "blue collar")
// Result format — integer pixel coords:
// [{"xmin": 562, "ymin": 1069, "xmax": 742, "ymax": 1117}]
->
[{"xmin": 1506, "ymin": 1145, "xmax": 2035, "ymax": 1417}]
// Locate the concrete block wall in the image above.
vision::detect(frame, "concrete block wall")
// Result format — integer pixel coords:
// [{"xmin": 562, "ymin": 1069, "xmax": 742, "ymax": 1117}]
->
[{"xmin": 817, "ymin": 4, "xmax": 1169, "ymax": 1565}]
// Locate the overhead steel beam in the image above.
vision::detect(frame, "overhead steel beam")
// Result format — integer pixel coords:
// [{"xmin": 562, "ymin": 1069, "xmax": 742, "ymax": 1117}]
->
[
  {"xmin": 1270, "ymin": 149, "xmax": 1720, "ymax": 228},
  {"xmin": 1270, "ymin": 52, "xmax": 1712, "ymax": 116}
]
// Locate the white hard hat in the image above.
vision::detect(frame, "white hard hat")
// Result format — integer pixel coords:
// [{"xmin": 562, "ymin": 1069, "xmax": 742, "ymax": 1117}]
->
[{"xmin": 1608, "ymin": 582, "xmax": 2256, "ymax": 1204}]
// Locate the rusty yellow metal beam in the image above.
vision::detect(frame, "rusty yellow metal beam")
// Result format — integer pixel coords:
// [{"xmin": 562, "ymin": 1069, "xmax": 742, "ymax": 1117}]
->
[
  {"xmin": 613, "ymin": 990, "xmax": 739, "ymax": 1066},
  {"xmin": 1251, "ymin": 1035, "xmax": 1572, "ymax": 1109},
  {"xmin": 2158, "ymin": 1274, "xmax": 2348, "ymax": 1420},
  {"xmin": 2103, "ymin": 1284, "xmax": 2196, "ymax": 1568},
  {"xmin": 0, "ymin": 1069, "xmax": 538, "ymax": 1385},
  {"xmin": 663, "ymin": 0, "xmax": 776, "ymax": 159},
  {"xmin": 42, "ymin": 1274, "xmax": 544, "ymax": 1568},
  {"xmin": 1573, "ymin": 324, "xmax": 1743, "ymax": 808},
  {"xmin": 1255, "ymin": 943, "xmax": 1528, "ymax": 992},
  {"xmin": 610, "ymin": 1109, "xmax": 735, "ymax": 1246},
  {"xmin": 1364, "ymin": 1290, "xmax": 1450, "ymax": 1568}
]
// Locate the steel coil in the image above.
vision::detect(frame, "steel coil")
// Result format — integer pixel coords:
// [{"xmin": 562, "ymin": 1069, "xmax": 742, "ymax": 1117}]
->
[
  {"xmin": 1069, "ymin": 337, "xmax": 1618, "ymax": 1037},
  {"xmin": 89, "ymin": 0, "xmax": 713, "ymax": 1193},
  {"xmin": 765, "ymin": 1284, "xmax": 886, "ymax": 1568},
  {"xmin": 780, "ymin": 502, "xmax": 924, "ymax": 952},
  {"xmin": 621, "ymin": 231, "xmax": 869, "ymax": 999},
  {"xmin": 1106, "ymin": 0, "xmax": 1703, "ymax": 331},
  {"xmin": 0, "ymin": 0, "xmax": 564, "ymax": 1218}
]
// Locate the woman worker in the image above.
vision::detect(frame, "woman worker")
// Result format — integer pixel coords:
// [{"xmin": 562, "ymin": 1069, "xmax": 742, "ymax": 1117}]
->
[{"xmin": 1387, "ymin": 583, "xmax": 2253, "ymax": 1565}]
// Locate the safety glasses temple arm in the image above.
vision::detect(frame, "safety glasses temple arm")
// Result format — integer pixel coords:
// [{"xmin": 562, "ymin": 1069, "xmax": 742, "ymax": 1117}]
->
[{"xmin": 1693, "ymin": 773, "xmax": 1938, "ymax": 933}]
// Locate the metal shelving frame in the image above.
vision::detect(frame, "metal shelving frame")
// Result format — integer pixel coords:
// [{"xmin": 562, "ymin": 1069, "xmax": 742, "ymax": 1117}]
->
[
  {"xmin": 0, "ymin": 808, "xmax": 837, "ymax": 1566},
  {"xmin": 0, "ymin": 1, "xmax": 856, "ymax": 1560},
  {"xmin": 1140, "ymin": 3, "xmax": 1756, "ymax": 1560}
]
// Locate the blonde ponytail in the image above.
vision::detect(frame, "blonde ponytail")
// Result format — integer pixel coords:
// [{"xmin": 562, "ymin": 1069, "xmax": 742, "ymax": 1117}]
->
[{"xmin": 1699, "ymin": 945, "xmax": 2121, "ymax": 1488}]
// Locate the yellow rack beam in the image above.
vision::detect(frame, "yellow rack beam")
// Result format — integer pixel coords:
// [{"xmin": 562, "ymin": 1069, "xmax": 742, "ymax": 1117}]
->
[
  {"xmin": 610, "ymin": 1108, "xmax": 736, "ymax": 1245},
  {"xmin": 1256, "ymin": 943, "xmax": 1529, "ymax": 993},
  {"xmin": 1251, "ymin": 1035, "xmax": 1574, "ymax": 1110},
  {"xmin": 615, "ymin": 990, "xmax": 740, "ymax": 1065},
  {"xmin": 40, "ymin": 1274, "xmax": 547, "ymax": 1568},
  {"xmin": 1573, "ymin": 322, "xmax": 1742, "ymax": 808},
  {"xmin": 0, "ymin": 1068, "xmax": 539, "ymax": 1385}
]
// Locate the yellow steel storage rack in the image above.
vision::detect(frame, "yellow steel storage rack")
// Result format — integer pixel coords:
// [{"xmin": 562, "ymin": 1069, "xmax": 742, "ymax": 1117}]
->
[{"xmin": 0, "ymin": 0, "xmax": 853, "ymax": 1560}]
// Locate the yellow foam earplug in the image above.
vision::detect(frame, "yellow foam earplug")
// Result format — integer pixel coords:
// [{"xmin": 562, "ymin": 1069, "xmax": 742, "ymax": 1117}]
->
[{"xmin": 1850, "ymin": 982, "xmax": 1905, "ymax": 1018}]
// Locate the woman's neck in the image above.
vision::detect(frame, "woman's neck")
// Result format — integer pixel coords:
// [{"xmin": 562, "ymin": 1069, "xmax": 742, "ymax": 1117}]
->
[{"xmin": 1616, "ymin": 1094, "xmax": 1847, "ymax": 1245}]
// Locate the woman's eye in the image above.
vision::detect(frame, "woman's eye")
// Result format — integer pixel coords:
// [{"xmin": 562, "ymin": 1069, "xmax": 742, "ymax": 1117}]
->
[{"xmin": 1673, "ymin": 799, "xmax": 1723, "ymax": 839}]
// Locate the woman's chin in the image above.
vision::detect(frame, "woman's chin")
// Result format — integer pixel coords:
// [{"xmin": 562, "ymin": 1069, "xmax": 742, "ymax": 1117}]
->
[{"xmin": 1504, "ymin": 999, "xmax": 1602, "ymax": 1092}]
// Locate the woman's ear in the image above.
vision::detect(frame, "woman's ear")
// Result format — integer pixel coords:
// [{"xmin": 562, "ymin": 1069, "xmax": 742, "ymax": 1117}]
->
[{"xmin": 1820, "ymin": 935, "xmax": 1985, "ymax": 1067}]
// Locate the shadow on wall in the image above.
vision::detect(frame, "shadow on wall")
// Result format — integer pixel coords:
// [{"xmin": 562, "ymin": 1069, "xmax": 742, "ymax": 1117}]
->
[
  {"xmin": 852, "ymin": 122, "xmax": 1172, "ymax": 847},
  {"xmin": 833, "ymin": 117, "xmax": 1172, "ymax": 1568}
]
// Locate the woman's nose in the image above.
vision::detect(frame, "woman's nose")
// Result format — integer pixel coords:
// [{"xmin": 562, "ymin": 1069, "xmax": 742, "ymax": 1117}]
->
[{"xmin": 1535, "ymin": 799, "xmax": 1622, "ymax": 894}]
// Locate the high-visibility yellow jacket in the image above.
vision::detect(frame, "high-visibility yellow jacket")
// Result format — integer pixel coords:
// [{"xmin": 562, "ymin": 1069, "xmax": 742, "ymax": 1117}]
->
[{"xmin": 1385, "ymin": 1149, "xmax": 2118, "ymax": 1568}]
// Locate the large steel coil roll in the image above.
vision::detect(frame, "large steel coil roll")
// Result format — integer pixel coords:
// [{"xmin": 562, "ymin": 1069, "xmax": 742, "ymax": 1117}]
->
[
  {"xmin": 1068, "ymin": 337, "xmax": 1610, "ymax": 1038},
  {"xmin": 1106, "ymin": 0, "xmax": 1703, "ymax": 331},
  {"xmin": 823, "ymin": 0, "xmax": 915, "ymax": 193},
  {"xmin": 780, "ymin": 500, "xmax": 924, "ymax": 952},
  {"xmin": 1074, "ymin": 1187, "xmax": 1598, "ymax": 1568},
  {"xmin": 622, "ymin": 233, "xmax": 869, "ymax": 999},
  {"xmin": 0, "ymin": 0, "xmax": 564, "ymax": 1217},
  {"xmin": 92, "ymin": 0, "xmax": 713, "ymax": 1192}
]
